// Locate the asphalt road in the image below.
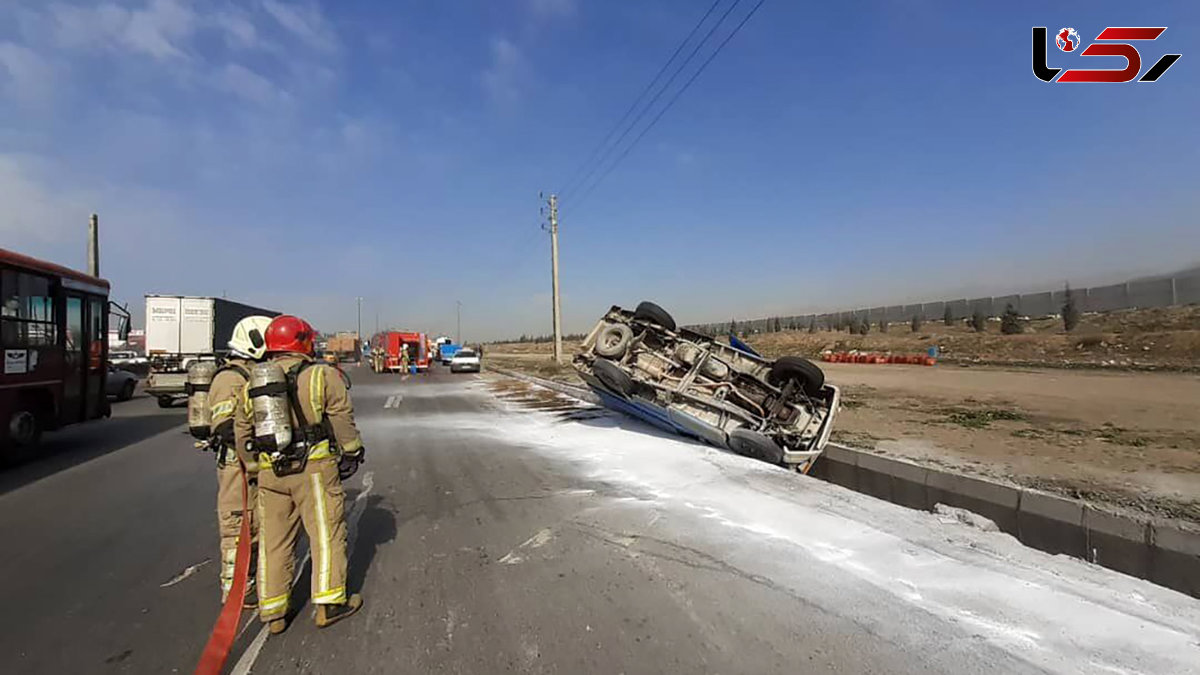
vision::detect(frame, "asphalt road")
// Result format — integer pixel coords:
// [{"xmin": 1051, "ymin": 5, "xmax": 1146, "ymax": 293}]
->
[{"xmin": 1, "ymin": 365, "xmax": 1198, "ymax": 674}]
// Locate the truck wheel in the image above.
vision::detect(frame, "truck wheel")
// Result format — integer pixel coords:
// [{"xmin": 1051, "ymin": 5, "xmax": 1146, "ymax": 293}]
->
[
  {"xmin": 633, "ymin": 301, "xmax": 676, "ymax": 332},
  {"xmin": 157, "ymin": 396, "xmax": 176, "ymax": 408},
  {"xmin": 728, "ymin": 428, "xmax": 784, "ymax": 465},
  {"xmin": 592, "ymin": 359, "xmax": 634, "ymax": 396},
  {"xmin": 594, "ymin": 323, "xmax": 633, "ymax": 358},
  {"xmin": 767, "ymin": 356, "xmax": 825, "ymax": 397}
]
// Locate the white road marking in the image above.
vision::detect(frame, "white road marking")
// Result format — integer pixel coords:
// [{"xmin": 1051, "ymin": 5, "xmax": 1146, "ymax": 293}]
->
[
  {"xmin": 229, "ymin": 471, "xmax": 375, "ymax": 675},
  {"xmin": 160, "ymin": 559, "xmax": 210, "ymax": 588},
  {"xmin": 383, "ymin": 394, "xmax": 404, "ymax": 409}
]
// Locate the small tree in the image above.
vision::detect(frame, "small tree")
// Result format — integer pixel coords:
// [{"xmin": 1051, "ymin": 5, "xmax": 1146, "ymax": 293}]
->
[
  {"xmin": 808, "ymin": 316, "xmax": 817, "ymax": 333},
  {"xmin": 943, "ymin": 305, "xmax": 953, "ymax": 326},
  {"xmin": 879, "ymin": 318, "xmax": 889, "ymax": 333},
  {"xmin": 971, "ymin": 308, "xmax": 986, "ymax": 332},
  {"xmin": 1000, "ymin": 303, "xmax": 1023, "ymax": 334},
  {"xmin": 729, "ymin": 319, "xmax": 738, "ymax": 336},
  {"xmin": 773, "ymin": 316, "xmax": 782, "ymax": 333},
  {"xmin": 910, "ymin": 314, "xmax": 922, "ymax": 332},
  {"xmin": 1062, "ymin": 283, "xmax": 1080, "ymax": 332},
  {"xmin": 859, "ymin": 317, "xmax": 870, "ymax": 335}
]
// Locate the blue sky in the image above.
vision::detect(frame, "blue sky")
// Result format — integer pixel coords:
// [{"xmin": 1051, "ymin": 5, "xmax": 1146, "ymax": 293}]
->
[{"xmin": 1, "ymin": 0, "xmax": 1197, "ymax": 340}]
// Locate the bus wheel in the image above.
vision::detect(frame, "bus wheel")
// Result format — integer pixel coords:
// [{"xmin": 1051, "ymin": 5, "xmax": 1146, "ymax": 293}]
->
[{"xmin": 2, "ymin": 408, "xmax": 42, "ymax": 463}]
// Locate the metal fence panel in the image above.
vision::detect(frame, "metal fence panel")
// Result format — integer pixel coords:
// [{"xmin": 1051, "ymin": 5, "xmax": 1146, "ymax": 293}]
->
[
  {"xmin": 867, "ymin": 306, "xmax": 886, "ymax": 322},
  {"xmin": 1176, "ymin": 275, "xmax": 1200, "ymax": 305},
  {"xmin": 994, "ymin": 294, "xmax": 1020, "ymax": 315},
  {"xmin": 1087, "ymin": 284, "xmax": 1127, "ymax": 312},
  {"xmin": 885, "ymin": 305, "xmax": 905, "ymax": 322},
  {"xmin": 901, "ymin": 304, "xmax": 922, "ymax": 321},
  {"xmin": 1127, "ymin": 278, "xmax": 1174, "ymax": 309},
  {"xmin": 945, "ymin": 299, "xmax": 968, "ymax": 320},
  {"xmin": 921, "ymin": 301, "xmax": 945, "ymax": 322},
  {"xmin": 1019, "ymin": 292, "xmax": 1053, "ymax": 318},
  {"xmin": 968, "ymin": 297, "xmax": 994, "ymax": 317}
]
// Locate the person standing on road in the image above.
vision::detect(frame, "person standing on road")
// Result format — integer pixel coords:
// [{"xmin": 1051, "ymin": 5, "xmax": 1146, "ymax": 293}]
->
[
  {"xmin": 253, "ymin": 315, "xmax": 366, "ymax": 634},
  {"xmin": 207, "ymin": 315, "xmax": 273, "ymax": 608}
]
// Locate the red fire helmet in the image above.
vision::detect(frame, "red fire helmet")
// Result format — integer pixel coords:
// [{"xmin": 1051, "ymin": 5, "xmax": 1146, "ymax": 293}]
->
[{"xmin": 265, "ymin": 315, "xmax": 316, "ymax": 355}]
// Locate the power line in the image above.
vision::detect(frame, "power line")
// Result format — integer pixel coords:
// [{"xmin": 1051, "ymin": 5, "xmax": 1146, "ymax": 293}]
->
[
  {"xmin": 569, "ymin": 0, "xmax": 767, "ymax": 213},
  {"xmin": 556, "ymin": 0, "xmax": 723, "ymax": 197},
  {"xmin": 562, "ymin": 0, "xmax": 744, "ymax": 201}
]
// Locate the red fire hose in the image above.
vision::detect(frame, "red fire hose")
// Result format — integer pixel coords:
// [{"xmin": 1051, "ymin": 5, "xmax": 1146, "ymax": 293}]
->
[{"xmin": 193, "ymin": 470, "xmax": 253, "ymax": 675}]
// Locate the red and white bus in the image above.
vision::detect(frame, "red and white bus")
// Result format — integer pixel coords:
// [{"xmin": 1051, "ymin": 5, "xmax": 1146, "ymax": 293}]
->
[{"xmin": 1, "ymin": 247, "xmax": 129, "ymax": 458}]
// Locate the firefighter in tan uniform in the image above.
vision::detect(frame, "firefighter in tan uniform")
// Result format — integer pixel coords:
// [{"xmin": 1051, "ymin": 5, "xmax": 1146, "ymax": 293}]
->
[
  {"xmin": 188, "ymin": 315, "xmax": 273, "ymax": 608},
  {"xmin": 252, "ymin": 315, "xmax": 365, "ymax": 633}
]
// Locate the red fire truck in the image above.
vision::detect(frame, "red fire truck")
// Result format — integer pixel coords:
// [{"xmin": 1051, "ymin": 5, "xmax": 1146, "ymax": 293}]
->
[
  {"xmin": 370, "ymin": 331, "xmax": 430, "ymax": 373},
  {"xmin": 1, "ymin": 247, "xmax": 130, "ymax": 458}
]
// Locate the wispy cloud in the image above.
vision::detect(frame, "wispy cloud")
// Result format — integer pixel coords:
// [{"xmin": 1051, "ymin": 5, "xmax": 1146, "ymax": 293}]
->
[
  {"xmin": 481, "ymin": 36, "xmax": 526, "ymax": 107},
  {"xmin": 48, "ymin": 0, "xmax": 197, "ymax": 60},
  {"xmin": 0, "ymin": 42, "xmax": 54, "ymax": 105},
  {"xmin": 261, "ymin": 0, "xmax": 338, "ymax": 52},
  {"xmin": 215, "ymin": 62, "xmax": 291, "ymax": 105}
]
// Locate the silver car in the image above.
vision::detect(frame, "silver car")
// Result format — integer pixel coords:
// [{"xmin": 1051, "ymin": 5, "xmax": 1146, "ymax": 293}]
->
[{"xmin": 574, "ymin": 302, "xmax": 840, "ymax": 472}]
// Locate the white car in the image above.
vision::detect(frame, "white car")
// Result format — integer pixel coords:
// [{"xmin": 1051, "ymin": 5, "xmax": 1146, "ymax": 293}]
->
[{"xmin": 449, "ymin": 349, "xmax": 481, "ymax": 373}]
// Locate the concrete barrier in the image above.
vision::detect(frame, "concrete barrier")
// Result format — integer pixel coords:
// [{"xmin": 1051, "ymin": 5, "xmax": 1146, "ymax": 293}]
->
[{"xmin": 491, "ymin": 368, "xmax": 1200, "ymax": 600}]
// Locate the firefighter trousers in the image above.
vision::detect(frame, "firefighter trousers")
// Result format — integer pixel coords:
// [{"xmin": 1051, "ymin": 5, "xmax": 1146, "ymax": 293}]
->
[
  {"xmin": 216, "ymin": 459, "xmax": 258, "ymax": 601},
  {"xmin": 256, "ymin": 457, "xmax": 349, "ymax": 621}
]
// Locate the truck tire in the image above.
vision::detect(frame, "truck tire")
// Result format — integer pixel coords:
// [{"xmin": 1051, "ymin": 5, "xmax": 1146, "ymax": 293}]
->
[
  {"xmin": 592, "ymin": 359, "xmax": 634, "ymax": 397},
  {"xmin": 157, "ymin": 395, "xmax": 176, "ymax": 408},
  {"xmin": 767, "ymin": 356, "xmax": 825, "ymax": 397},
  {"xmin": 594, "ymin": 323, "xmax": 633, "ymax": 358},
  {"xmin": 728, "ymin": 428, "xmax": 785, "ymax": 465},
  {"xmin": 633, "ymin": 301, "xmax": 676, "ymax": 332}
]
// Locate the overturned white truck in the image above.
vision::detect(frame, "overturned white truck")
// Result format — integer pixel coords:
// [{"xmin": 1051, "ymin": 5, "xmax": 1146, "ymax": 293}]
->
[{"xmin": 573, "ymin": 302, "xmax": 840, "ymax": 473}]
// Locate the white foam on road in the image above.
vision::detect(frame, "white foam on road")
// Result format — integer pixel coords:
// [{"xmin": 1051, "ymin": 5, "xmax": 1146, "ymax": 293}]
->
[{"xmin": 483, "ymin": 398, "xmax": 1200, "ymax": 675}]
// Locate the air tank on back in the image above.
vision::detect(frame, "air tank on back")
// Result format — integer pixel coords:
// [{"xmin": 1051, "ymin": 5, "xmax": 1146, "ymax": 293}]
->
[
  {"xmin": 186, "ymin": 361, "xmax": 219, "ymax": 439},
  {"xmin": 249, "ymin": 361, "xmax": 293, "ymax": 453}
]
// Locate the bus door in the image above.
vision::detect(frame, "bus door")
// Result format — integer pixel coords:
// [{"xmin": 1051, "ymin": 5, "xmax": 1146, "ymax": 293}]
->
[
  {"xmin": 84, "ymin": 296, "xmax": 107, "ymax": 418},
  {"xmin": 62, "ymin": 295, "xmax": 85, "ymax": 423}
]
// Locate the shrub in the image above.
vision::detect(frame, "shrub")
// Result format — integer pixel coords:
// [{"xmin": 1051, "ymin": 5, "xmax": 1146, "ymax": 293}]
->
[
  {"xmin": 1001, "ymin": 303, "xmax": 1023, "ymax": 334},
  {"xmin": 971, "ymin": 308, "xmax": 986, "ymax": 332},
  {"xmin": 943, "ymin": 305, "xmax": 953, "ymax": 326},
  {"xmin": 808, "ymin": 316, "xmax": 817, "ymax": 333},
  {"xmin": 1063, "ymin": 283, "xmax": 1080, "ymax": 332},
  {"xmin": 911, "ymin": 314, "xmax": 922, "ymax": 332},
  {"xmin": 879, "ymin": 319, "xmax": 889, "ymax": 333},
  {"xmin": 773, "ymin": 316, "xmax": 782, "ymax": 332},
  {"xmin": 729, "ymin": 319, "xmax": 738, "ymax": 335}
]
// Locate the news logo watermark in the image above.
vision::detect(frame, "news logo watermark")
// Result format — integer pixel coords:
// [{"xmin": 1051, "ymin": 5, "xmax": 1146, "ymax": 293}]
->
[{"xmin": 1033, "ymin": 27, "xmax": 1180, "ymax": 83}]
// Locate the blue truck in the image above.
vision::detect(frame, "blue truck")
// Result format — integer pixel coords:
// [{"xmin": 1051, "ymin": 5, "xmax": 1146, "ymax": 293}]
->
[{"xmin": 437, "ymin": 343, "xmax": 462, "ymax": 365}]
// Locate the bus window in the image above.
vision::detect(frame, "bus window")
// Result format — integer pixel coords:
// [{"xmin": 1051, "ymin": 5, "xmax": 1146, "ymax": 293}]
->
[{"xmin": 0, "ymin": 270, "xmax": 57, "ymax": 350}]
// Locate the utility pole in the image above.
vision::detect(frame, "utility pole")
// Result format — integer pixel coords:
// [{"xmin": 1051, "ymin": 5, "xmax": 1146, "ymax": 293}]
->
[
  {"xmin": 548, "ymin": 194, "xmax": 563, "ymax": 364},
  {"xmin": 356, "ymin": 297, "xmax": 363, "ymax": 363},
  {"xmin": 87, "ymin": 213, "xmax": 100, "ymax": 277},
  {"xmin": 456, "ymin": 300, "xmax": 462, "ymax": 345}
]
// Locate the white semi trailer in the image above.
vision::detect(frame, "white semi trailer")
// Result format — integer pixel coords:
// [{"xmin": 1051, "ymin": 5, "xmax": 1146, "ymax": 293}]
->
[{"xmin": 143, "ymin": 295, "xmax": 278, "ymax": 407}]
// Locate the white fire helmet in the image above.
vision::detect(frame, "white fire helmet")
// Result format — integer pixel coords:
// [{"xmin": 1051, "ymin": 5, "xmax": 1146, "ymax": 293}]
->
[{"xmin": 229, "ymin": 315, "xmax": 274, "ymax": 360}]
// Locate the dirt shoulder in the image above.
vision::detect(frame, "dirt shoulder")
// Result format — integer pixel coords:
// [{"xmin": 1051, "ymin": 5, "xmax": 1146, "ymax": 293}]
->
[{"xmin": 486, "ymin": 346, "xmax": 1200, "ymax": 524}]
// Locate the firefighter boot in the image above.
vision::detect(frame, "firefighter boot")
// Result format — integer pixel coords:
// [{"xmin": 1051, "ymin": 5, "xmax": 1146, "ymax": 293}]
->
[
  {"xmin": 315, "ymin": 594, "xmax": 363, "ymax": 628},
  {"xmin": 268, "ymin": 617, "xmax": 288, "ymax": 635}
]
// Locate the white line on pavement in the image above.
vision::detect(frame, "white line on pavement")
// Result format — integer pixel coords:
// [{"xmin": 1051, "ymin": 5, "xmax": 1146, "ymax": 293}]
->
[
  {"xmin": 229, "ymin": 471, "xmax": 376, "ymax": 675},
  {"xmin": 383, "ymin": 394, "xmax": 404, "ymax": 409}
]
